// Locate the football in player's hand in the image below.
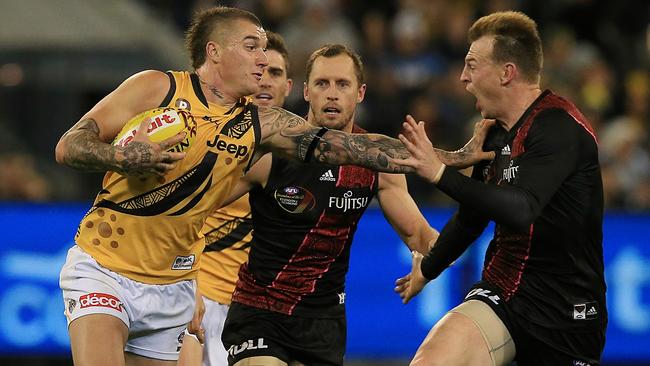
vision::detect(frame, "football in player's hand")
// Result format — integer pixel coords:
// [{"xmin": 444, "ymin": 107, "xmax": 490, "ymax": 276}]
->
[{"xmin": 113, "ymin": 107, "xmax": 197, "ymax": 153}]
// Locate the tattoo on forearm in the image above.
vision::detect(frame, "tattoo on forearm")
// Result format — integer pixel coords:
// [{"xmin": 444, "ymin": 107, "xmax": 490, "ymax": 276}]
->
[
  {"xmin": 259, "ymin": 106, "xmax": 308, "ymax": 153},
  {"xmin": 61, "ymin": 118, "xmax": 119, "ymax": 172},
  {"xmin": 259, "ymin": 107, "xmax": 414, "ymax": 173},
  {"xmin": 263, "ymin": 107, "xmax": 305, "ymax": 131},
  {"xmin": 60, "ymin": 118, "xmax": 158, "ymax": 174},
  {"xmin": 435, "ymin": 148, "xmax": 470, "ymax": 166},
  {"xmin": 311, "ymin": 130, "xmax": 413, "ymax": 173}
]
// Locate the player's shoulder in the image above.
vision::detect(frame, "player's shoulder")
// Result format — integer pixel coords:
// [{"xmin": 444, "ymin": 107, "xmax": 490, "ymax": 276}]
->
[
  {"xmin": 120, "ymin": 70, "xmax": 171, "ymax": 90},
  {"xmin": 115, "ymin": 70, "xmax": 175, "ymax": 109},
  {"xmin": 533, "ymin": 107, "xmax": 585, "ymax": 137}
]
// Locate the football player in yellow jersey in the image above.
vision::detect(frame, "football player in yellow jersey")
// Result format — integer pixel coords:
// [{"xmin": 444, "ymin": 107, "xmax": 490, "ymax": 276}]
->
[
  {"xmin": 55, "ymin": 6, "xmax": 494, "ymax": 366},
  {"xmin": 177, "ymin": 31, "xmax": 293, "ymax": 366}
]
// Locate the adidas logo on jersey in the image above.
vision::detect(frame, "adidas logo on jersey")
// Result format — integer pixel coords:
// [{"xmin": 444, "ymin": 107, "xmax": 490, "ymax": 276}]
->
[
  {"xmin": 587, "ymin": 306, "xmax": 597, "ymax": 316},
  {"xmin": 501, "ymin": 145, "xmax": 511, "ymax": 155},
  {"xmin": 319, "ymin": 169, "xmax": 336, "ymax": 182}
]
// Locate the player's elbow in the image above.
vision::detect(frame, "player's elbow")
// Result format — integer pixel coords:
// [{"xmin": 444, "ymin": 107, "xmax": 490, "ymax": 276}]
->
[{"xmin": 507, "ymin": 201, "xmax": 539, "ymax": 230}]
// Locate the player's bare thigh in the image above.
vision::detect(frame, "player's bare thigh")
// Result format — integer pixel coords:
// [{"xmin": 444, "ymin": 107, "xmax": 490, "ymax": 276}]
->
[
  {"xmin": 411, "ymin": 300, "xmax": 514, "ymax": 366},
  {"xmin": 125, "ymin": 352, "xmax": 178, "ymax": 366},
  {"xmin": 68, "ymin": 314, "xmax": 129, "ymax": 366},
  {"xmin": 234, "ymin": 356, "xmax": 287, "ymax": 366},
  {"xmin": 233, "ymin": 356, "xmax": 306, "ymax": 366},
  {"xmin": 177, "ymin": 332, "xmax": 202, "ymax": 366}
]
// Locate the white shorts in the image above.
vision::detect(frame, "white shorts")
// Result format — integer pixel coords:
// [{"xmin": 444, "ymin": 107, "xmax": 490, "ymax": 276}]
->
[
  {"xmin": 186, "ymin": 296, "xmax": 229, "ymax": 366},
  {"xmin": 60, "ymin": 245, "xmax": 196, "ymax": 361}
]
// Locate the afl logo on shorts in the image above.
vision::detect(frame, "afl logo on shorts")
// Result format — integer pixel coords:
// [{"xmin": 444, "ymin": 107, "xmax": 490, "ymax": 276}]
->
[
  {"xmin": 274, "ymin": 186, "xmax": 316, "ymax": 213},
  {"xmin": 175, "ymin": 98, "xmax": 191, "ymax": 110}
]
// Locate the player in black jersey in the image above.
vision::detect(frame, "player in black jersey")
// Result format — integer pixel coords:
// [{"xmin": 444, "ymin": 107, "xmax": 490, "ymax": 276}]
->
[
  {"xmin": 218, "ymin": 44, "xmax": 444, "ymax": 366},
  {"xmin": 395, "ymin": 11, "xmax": 607, "ymax": 366}
]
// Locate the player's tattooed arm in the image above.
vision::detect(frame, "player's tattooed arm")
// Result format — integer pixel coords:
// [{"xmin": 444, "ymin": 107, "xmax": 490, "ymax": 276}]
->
[
  {"xmin": 308, "ymin": 129, "xmax": 414, "ymax": 173},
  {"xmin": 258, "ymin": 107, "xmax": 414, "ymax": 173},
  {"xmin": 406, "ymin": 116, "xmax": 496, "ymax": 168},
  {"xmin": 56, "ymin": 118, "xmax": 184, "ymax": 176},
  {"xmin": 57, "ymin": 118, "xmax": 121, "ymax": 172},
  {"xmin": 433, "ymin": 148, "xmax": 474, "ymax": 168}
]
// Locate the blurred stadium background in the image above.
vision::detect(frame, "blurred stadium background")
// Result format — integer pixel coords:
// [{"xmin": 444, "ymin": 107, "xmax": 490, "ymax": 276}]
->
[{"xmin": 0, "ymin": 0, "xmax": 647, "ymax": 365}]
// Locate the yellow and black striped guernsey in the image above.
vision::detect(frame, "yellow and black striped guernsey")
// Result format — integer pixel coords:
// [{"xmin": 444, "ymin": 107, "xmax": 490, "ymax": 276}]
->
[
  {"xmin": 75, "ymin": 71, "xmax": 260, "ymax": 284},
  {"xmin": 198, "ymin": 194, "xmax": 253, "ymax": 305}
]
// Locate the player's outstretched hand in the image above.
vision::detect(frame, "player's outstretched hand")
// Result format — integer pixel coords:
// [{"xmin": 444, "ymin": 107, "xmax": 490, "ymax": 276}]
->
[
  {"xmin": 396, "ymin": 116, "xmax": 444, "ymax": 183},
  {"xmin": 394, "ymin": 251, "xmax": 429, "ymax": 304},
  {"xmin": 455, "ymin": 118, "xmax": 497, "ymax": 168},
  {"xmin": 117, "ymin": 118, "xmax": 186, "ymax": 177}
]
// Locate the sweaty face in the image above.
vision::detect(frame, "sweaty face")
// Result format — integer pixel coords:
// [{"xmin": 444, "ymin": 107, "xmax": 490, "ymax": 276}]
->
[
  {"xmin": 218, "ymin": 20, "xmax": 268, "ymax": 98},
  {"xmin": 304, "ymin": 54, "xmax": 366, "ymax": 131},
  {"xmin": 459, "ymin": 35, "xmax": 504, "ymax": 119},
  {"xmin": 253, "ymin": 49, "xmax": 292, "ymax": 107}
]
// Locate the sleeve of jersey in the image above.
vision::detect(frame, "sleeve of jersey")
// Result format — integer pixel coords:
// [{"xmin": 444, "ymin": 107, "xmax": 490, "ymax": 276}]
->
[
  {"xmin": 420, "ymin": 207, "xmax": 489, "ymax": 280},
  {"xmin": 436, "ymin": 109, "xmax": 580, "ymax": 230},
  {"xmin": 420, "ymin": 165, "xmax": 489, "ymax": 280}
]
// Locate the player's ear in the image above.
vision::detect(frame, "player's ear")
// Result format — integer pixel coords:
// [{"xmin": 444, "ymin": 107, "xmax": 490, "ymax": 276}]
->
[
  {"xmin": 303, "ymin": 81, "xmax": 310, "ymax": 102},
  {"xmin": 285, "ymin": 79, "xmax": 293, "ymax": 97},
  {"xmin": 501, "ymin": 63, "xmax": 516, "ymax": 85},
  {"xmin": 357, "ymin": 83, "xmax": 367, "ymax": 103},
  {"xmin": 206, "ymin": 41, "xmax": 220, "ymax": 63}
]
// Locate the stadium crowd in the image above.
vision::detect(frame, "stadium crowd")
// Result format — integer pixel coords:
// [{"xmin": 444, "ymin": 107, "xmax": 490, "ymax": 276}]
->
[{"xmin": 1, "ymin": 0, "xmax": 648, "ymax": 210}]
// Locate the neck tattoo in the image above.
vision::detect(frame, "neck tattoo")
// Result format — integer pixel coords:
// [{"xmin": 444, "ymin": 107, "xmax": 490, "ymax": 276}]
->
[{"xmin": 196, "ymin": 74, "xmax": 224, "ymax": 99}]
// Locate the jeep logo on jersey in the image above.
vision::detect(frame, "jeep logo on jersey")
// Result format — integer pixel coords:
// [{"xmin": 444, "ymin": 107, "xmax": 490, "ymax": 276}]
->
[
  {"xmin": 206, "ymin": 135, "xmax": 249, "ymax": 159},
  {"xmin": 328, "ymin": 190, "xmax": 369, "ymax": 213},
  {"xmin": 79, "ymin": 292, "xmax": 123, "ymax": 312},
  {"xmin": 274, "ymin": 186, "xmax": 316, "ymax": 213},
  {"xmin": 227, "ymin": 338, "xmax": 269, "ymax": 357}
]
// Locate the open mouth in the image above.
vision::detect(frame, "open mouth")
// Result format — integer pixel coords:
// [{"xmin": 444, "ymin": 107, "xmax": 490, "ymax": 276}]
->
[
  {"xmin": 254, "ymin": 93, "xmax": 273, "ymax": 101},
  {"xmin": 323, "ymin": 106, "xmax": 341, "ymax": 116},
  {"xmin": 253, "ymin": 73, "xmax": 262, "ymax": 81}
]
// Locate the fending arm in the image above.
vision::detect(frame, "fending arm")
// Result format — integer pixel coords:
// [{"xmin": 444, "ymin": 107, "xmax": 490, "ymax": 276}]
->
[{"xmin": 377, "ymin": 173, "xmax": 439, "ymax": 254}]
